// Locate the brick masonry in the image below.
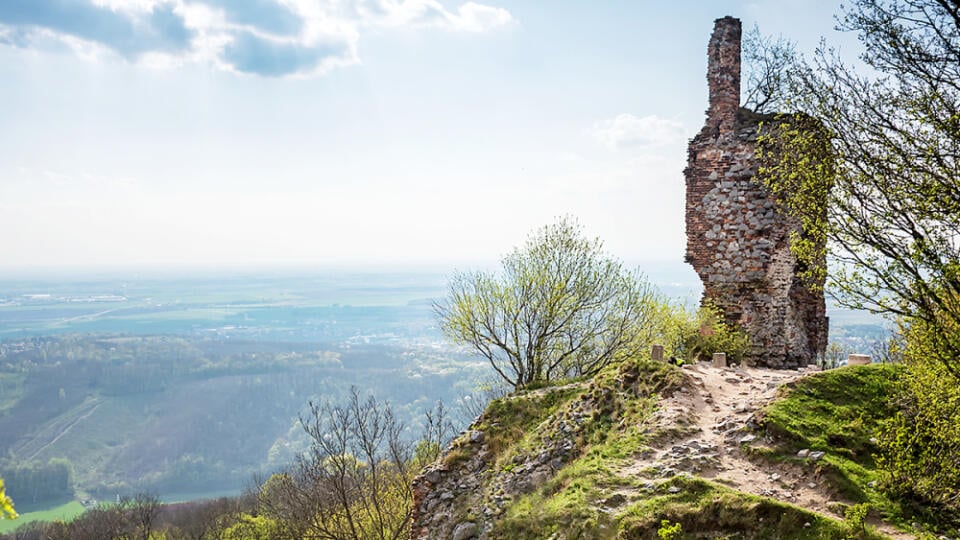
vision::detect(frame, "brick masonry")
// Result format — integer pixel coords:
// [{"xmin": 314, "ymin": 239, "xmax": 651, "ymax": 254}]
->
[{"xmin": 685, "ymin": 16, "xmax": 828, "ymax": 368}]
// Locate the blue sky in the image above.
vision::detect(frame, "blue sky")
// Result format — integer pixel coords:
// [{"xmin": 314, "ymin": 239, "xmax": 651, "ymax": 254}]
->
[{"xmin": 0, "ymin": 0, "xmax": 855, "ymax": 270}]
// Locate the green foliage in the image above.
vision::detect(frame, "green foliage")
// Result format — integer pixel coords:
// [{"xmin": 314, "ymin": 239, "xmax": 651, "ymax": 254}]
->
[
  {"xmin": 757, "ymin": 0, "xmax": 960, "ymax": 376},
  {"xmin": 0, "ymin": 477, "xmax": 15, "ymax": 521},
  {"xmin": 675, "ymin": 304, "xmax": 751, "ymax": 365},
  {"xmin": 843, "ymin": 503, "xmax": 869, "ymax": 538},
  {"xmin": 657, "ymin": 519, "xmax": 682, "ymax": 540},
  {"xmin": 222, "ymin": 513, "xmax": 281, "ymax": 540},
  {"xmin": 876, "ymin": 317, "xmax": 960, "ymax": 526},
  {"xmin": 437, "ymin": 217, "xmax": 666, "ymax": 389},
  {"xmin": 756, "ymin": 113, "xmax": 833, "ymax": 290},
  {"xmin": 617, "ymin": 477, "xmax": 867, "ymax": 539}
]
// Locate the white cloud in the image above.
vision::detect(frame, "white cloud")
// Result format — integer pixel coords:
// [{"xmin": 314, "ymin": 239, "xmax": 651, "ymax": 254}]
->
[
  {"xmin": 450, "ymin": 2, "xmax": 513, "ymax": 32},
  {"xmin": 0, "ymin": 0, "xmax": 514, "ymax": 77},
  {"xmin": 344, "ymin": 0, "xmax": 512, "ymax": 32},
  {"xmin": 591, "ymin": 113, "xmax": 687, "ymax": 150}
]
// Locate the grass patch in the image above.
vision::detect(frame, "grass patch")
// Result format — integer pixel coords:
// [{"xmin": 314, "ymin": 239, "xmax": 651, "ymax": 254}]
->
[
  {"xmin": 486, "ymin": 359, "xmax": 685, "ymax": 539},
  {"xmin": 477, "ymin": 384, "xmax": 584, "ymax": 460},
  {"xmin": 759, "ymin": 364, "xmax": 948, "ymax": 533},
  {"xmin": 762, "ymin": 365, "xmax": 900, "ymax": 462},
  {"xmin": 0, "ymin": 500, "xmax": 85, "ymax": 534},
  {"xmin": 617, "ymin": 476, "xmax": 880, "ymax": 539},
  {"xmin": 491, "ymin": 475, "xmax": 616, "ymax": 539}
]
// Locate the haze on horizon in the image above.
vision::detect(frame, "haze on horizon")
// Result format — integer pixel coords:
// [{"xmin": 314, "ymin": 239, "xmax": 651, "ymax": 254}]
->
[{"xmin": 0, "ymin": 0, "xmax": 855, "ymax": 271}]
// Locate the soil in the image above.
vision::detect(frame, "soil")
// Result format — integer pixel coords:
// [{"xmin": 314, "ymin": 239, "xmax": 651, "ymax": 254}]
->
[{"xmin": 615, "ymin": 362, "xmax": 914, "ymax": 539}]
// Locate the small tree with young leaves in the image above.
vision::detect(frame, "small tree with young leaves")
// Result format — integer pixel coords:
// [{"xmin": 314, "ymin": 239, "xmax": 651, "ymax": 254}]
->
[{"xmin": 436, "ymin": 217, "xmax": 663, "ymax": 390}]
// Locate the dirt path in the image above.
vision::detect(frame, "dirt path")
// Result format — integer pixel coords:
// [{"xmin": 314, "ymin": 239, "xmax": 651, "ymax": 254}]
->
[{"xmin": 616, "ymin": 363, "xmax": 913, "ymax": 539}]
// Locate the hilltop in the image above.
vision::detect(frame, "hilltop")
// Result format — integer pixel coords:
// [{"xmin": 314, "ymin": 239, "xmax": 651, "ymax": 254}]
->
[{"xmin": 411, "ymin": 359, "xmax": 949, "ymax": 539}]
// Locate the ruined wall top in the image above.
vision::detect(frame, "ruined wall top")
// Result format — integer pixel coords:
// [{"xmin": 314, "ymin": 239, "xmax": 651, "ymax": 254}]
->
[
  {"xmin": 685, "ymin": 15, "xmax": 828, "ymax": 368},
  {"xmin": 706, "ymin": 16, "xmax": 741, "ymax": 135}
]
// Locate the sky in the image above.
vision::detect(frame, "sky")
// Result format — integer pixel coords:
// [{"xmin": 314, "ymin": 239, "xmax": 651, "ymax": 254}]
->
[{"xmin": 0, "ymin": 0, "xmax": 859, "ymax": 272}]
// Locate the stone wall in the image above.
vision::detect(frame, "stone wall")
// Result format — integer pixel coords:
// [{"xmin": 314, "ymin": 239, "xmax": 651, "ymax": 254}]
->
[{"xmin": 685, "ymin": 16, "xmax": 828, "ymax": 368}]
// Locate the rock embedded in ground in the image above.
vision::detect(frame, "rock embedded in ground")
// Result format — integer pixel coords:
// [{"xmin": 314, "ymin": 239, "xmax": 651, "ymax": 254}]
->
[{"xmin": 452, "ymin": 522, "xmax": 478, "ymax": 540}]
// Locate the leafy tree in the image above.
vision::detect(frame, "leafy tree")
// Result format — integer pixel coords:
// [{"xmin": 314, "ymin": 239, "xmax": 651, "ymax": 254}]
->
[
  {"xmin": 222, "ymin": 513, "xmax": 280, "ymax": 540},
  {"xmin": 436, "ymin": 217, "xmax": 663, "ymax": 389},
  {"xmin": 757, "ymin": 0, "xmax": 960, "ymax": 377},
  {"xmin": 749, "ymin": 0, "xmax": 960, "ymax": 522}
]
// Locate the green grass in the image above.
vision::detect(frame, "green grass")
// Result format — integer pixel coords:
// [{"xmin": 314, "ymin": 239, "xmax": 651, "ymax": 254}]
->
[
  {"xmin": 759, "ymin": 364, "xmax": 946, "ymax": 533},
  {"xmin": 486, "ymin": 358, "xmax": 865, "ymax": 539},
  {"xmin": 476, "ymin": 384, "xmax": 585, "ymax": 462},
  {"xmin": 762, "ymin": 364, "xmax": 900, "ymax": 461},
  {"xmin": 0, "ymin": 500, "xmax": 85, "ymax": 534},
  {"xmin": 617, "ymin": 476, "xmax": 883, "ymax": 539}
]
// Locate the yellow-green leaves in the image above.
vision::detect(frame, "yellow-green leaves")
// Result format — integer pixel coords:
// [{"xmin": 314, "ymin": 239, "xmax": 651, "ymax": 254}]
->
[
  {"xmin": 436, "ymin": 217, "xmax": 666, "ymax": 389},
  {"xmin": 0, "ymin": 478, "xmax": 14, "ymax": 520},
  {"xmin": 756, "ymin": 114, "xmax": 834, "ymax": 291}
]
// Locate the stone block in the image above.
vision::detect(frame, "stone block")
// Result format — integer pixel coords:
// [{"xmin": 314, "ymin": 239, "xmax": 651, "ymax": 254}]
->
[
  {"xmin": 847, "ymin": 354, "xmax": 871, "ymax": 366},
  {"xmin": 712, "ymin": 352, "xmax": 727, "ymax": 368}
]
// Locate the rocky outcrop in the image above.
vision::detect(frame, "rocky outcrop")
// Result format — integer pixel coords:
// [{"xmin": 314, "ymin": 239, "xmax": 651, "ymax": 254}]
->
[
  {"xmin": 685, "ymin": 16, "xmax": 828, "ymax": 368},
  {"xmin": 410, "ymin": 385, "xmax": 591, "ymax": 539},
  {"xmin": 410, "ymin": 363, "xmax": 685, "ymax": 539}
]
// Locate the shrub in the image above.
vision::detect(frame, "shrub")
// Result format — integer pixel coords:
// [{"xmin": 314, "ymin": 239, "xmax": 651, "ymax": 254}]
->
[
  {"xmin": 679, "ymin": 304, "xmax": 751, "ymax": 364},
  {"xmin": 657, "ymin": 519, "xmax": 683, "ymax": 540},
  {"xmin": 877, "ymin": 316, "xmax": 960, "ymax": 525}
]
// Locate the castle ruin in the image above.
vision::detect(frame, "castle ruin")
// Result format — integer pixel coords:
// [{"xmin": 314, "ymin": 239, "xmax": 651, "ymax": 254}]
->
[{"xmin": 685, "ymin": 16, "xmax": 828, "ymax": 368}]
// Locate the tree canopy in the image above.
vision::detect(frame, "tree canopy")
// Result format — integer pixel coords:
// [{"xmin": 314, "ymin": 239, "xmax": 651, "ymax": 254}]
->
[
  {"xmin": 756, "ymin": 0, "xmax": 960, "ymax": 377},
  {"xmin": 436, "ymin": 218, "xmax": 663, "ymax": 389}
]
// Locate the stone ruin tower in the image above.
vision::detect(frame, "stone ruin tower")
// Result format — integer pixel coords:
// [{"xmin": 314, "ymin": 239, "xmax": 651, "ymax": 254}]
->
[{"xmin": 684, "ymin": 16, "xmax": 828, "ymax": 368}]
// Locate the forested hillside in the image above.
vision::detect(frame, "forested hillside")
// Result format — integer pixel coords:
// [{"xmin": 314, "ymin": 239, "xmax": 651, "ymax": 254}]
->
[{"xmin": 0, "ymin": 335, "xmax": 484, "ymax": 502}]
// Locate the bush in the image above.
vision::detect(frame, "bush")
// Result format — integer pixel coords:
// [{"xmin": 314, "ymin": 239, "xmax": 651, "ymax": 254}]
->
[
  {"xmin": 668, "ymin": 304, "xmax": 750, "ymax": 365},
  {"xmin": 657, "ymin": 519, "xmax": 683, "ymax": 540},
  {"xmin": 843, "ymin": 503, "xmax": 869, "ymax": 538},
  {"xmin": 877, "ymin": 317, "xmax": 960, "ymax": 525}
]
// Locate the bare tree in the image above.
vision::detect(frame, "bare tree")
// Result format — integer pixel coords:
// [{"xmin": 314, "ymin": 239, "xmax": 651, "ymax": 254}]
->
[
  {"xmin": 256, "ymin": 387, "xmax": 421, "ymax": 540},
  {"xmin": 128, "ymin": 493, "xmax": 161, "ymax": 540},
  {"xmin": 741, "ymin": 24, "xmax": 798, "ymax": 114}
]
